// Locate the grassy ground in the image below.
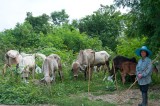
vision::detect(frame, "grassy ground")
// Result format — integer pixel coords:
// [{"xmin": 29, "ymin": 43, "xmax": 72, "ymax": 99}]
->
[
  {"xmin": 0, "ymin": 67, "xmax": 117, "ymax": 106},
  {"xmin": 0, "ymin": 66, "xmax": 160, "ymax": 106}
]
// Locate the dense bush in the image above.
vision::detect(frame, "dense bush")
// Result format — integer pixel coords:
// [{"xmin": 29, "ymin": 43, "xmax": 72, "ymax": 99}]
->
[{"xmin": 116, "ymin": 36, "xmax": 147, "ymax": 60}]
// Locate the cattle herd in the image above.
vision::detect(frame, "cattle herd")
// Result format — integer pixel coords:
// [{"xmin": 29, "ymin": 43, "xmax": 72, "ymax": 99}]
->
[{"xmin": 2, "ymin": 49, "xmax": 159, "ymax": 84}]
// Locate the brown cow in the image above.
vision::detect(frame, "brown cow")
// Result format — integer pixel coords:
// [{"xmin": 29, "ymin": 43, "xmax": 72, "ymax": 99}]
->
[
  {"xmin": 108, "ymin": 55, "xmax": 137, "ymax": 84},
  {"xmin": 120, "ymin": 61, "xmax": 137, "ymax": 84}
]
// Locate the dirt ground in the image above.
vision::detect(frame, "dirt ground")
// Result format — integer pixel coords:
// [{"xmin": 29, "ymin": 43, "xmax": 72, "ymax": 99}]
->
[{"xmin": 88, "ymin": 87, "xmax": 160, "ymax": 106}]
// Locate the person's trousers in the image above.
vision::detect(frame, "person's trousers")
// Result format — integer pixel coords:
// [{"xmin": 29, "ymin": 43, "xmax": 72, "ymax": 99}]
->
[{"xmin": 139, "ymin": 84, "xmax": 149, "ymax": 106}]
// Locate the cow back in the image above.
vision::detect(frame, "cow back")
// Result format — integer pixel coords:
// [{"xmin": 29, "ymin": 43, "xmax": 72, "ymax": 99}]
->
[
  {"xmin": 113, "ymin": 55, "xmax": 137, "ymax": 68},
  {"xmin": 77, "ymin": 49, "xmax": 95, "ymax": 66}
]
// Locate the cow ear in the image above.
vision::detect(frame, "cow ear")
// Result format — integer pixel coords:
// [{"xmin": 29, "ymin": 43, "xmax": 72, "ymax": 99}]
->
[{"xmin": 80, "ymin": 50, "xmax": 83, "ymax": 55}]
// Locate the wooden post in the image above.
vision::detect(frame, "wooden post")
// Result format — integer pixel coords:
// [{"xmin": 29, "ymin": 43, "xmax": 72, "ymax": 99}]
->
[{"xmin": 88, "ymin": 63, "xmax": 91, "ymax": 94}]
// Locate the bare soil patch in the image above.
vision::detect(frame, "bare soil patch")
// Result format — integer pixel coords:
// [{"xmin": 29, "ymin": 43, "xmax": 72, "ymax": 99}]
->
[{"xmin": 87, "ymin": 88, "xmax": 160, "ymax": 106}]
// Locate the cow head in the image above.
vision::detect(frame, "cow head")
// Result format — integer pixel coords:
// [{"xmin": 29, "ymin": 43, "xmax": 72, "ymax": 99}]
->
[
  {"xmin": 40, "ymin": 76, "xmax": 52, "ymax": 84},
  {"xmin": 71, "ymin": 61, "xmax": 80, "ymax": 80},
  {"xmin": 5, "ymin": 50, "xmax": 20, "ymax": 66}
]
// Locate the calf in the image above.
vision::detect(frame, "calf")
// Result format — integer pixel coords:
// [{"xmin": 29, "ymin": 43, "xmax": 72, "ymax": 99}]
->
[{"xmin": 120, "ymin": 61, "xmax": 137, "ymax": 84}]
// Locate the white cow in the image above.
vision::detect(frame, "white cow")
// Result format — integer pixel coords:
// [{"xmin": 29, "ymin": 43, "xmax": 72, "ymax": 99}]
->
[
  {"xmin": 3, "ymin": 50, "xmax": 22, "ymax": 75},
  {"xmin": 94, "ymin": 51, "xmax": 110, "ymax": 75},
  {"xmin": 41, "ymin": 54, "xmax": 63, "ymax": 84},
  {"xmin": 19, "ymin": 53, "xmax": 46, "ymax": 83},
  {"xmin": 77, "ymin": 49, "xmax": 95, "ymax": 80},
  {"xmin": 76, "ymin": 50, "xmax": 110, "ymax": 80}
]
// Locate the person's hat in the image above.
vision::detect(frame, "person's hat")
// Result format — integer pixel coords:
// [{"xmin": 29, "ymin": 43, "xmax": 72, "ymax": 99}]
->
[{"xmin": 135, "ymin": 46, "xmax": 152, "ymax": 57}]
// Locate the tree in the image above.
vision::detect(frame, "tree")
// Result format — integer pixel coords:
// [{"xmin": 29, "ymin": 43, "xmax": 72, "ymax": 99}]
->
[
  {"xmin": 78, "ymin": 5, "xmax": 122, "ymax": 51},
  {"xmin": 71, "ymin": 19, "xmax": 79, "ymax": 29},
  {"xmin": 0, "ymin": 29, "xmax": 16, "ymax": 62},
  {"xmin": 25, "ymin": 12, "xmax": 51, "ymax": 34},
  {"xmin": 51, "ymin": 26, "xmax": 102, "ymax": 52},
  {"xmin": 51, "ymin": 9, "xmax": 69, "ymax": 25},
  {"xmin": 114, "ymin": 0, "xmax": 160, "ymax": 55},
  {"xmin": 12, "ymin": 22, "xmax": 40, "ymax": 52}
]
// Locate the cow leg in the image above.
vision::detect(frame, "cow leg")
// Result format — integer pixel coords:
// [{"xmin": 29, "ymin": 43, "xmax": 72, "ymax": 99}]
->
[
  {"xmin": 50, "ymin": 68, "xmax": 55, "ymax": 83},
  {"xmin": 21, "ymin": 70, "xmax": 29, "ymax": 83},
  {"xmin": 58, "ymin": 70, "xmax": 63, "ymax": 82},
  {"xmin": 58, "ymin": 65, "xmax": 63, "ymax": 82},
  {"xmin": 84, "ymin": 70, "xmax": 87, "ymax": 81},
  {"xmin": 2, "ymin": 64, "xmax": 7, "ymax": 77},
  {"xmin": 97, "ymin": 66, "xmax": 100, "ymax": 72},
  {"xmin": 24, "ymin": 77, "xmax": 29, "ymax": 83},
  {"xmin": 16, "ymin": 64, "xmax": 19, "ymax": 70},
  {"xmin": 53, "ymin": 71, "xmax": 56, "ymax": 82},
  {"xmin": 10, "ymin": 67, "xmax": 14, "ymax": 77},
  {"xmin": 106, "ymin": 60, "xmax": 110, "ymax": 72},
  {"xmin": 103, "ymin": 65, "xmax": 107, "ymax": 76},
  {"xmin": 121, "ymin": 73, "xmax": 126, "ymax": 85},
  {"xmin": 84, "ymin": 68, "xmax": 87, "ymax": 81},
  {"xmin": 71, "ymin": 69, "xmax": 78, "ymax": 80},
  {"xmin": 32, "ymin": 67, "xmax": 35, "ymax": 79}
]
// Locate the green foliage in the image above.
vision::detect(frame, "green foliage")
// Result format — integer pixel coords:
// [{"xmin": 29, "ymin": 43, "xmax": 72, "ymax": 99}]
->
[
  {"xmin": 12, "ymin": 22, "xmax": 40, "ymax": 52},
  {"xmin": 0, "ymin": 80, "xmax": 49, "ymax": 104},
  {"xmin": 105, "ymin": 81, "xmax": 116, "ymax": 91},
  {"xmin": 39, "ymin": 33, "xmax": 65, "ymax": 50},
  {"xmin": 116, "ymin": 36, "xmax": 147, "ymax": 59},
  {"xmin": 0, "ymin": 30, "xmax": 16, "ymax": 50},
  {"xmin": 44, "ymin": 26, "xmax": 103, "ymax": 53},
  {"xmin": 51, "ymin": 9, "xmax": 69, "ymax": 25},
  {"xmin": 151, "ymin": 73, "xmax": 160, "ymax": 85},
  {"xmin": 0, "ymin": 20, "xmax": 103, "ymax": 56},
  {"xmin": 25, "ymin": 12, "xmax": 51, "ymax": 34},
  {"xmin": 78, "ymin": 5, "xmax": 122, "ymax": 51},
  {"xmin": 114, "ymin": 0, "xmax": 160, "ymax": 55}
]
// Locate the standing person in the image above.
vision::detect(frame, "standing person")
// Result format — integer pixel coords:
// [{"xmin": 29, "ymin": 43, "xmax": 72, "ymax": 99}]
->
[{"xmin": 135, "ymin": 46, "xmax": 152, "ymax": 106}]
